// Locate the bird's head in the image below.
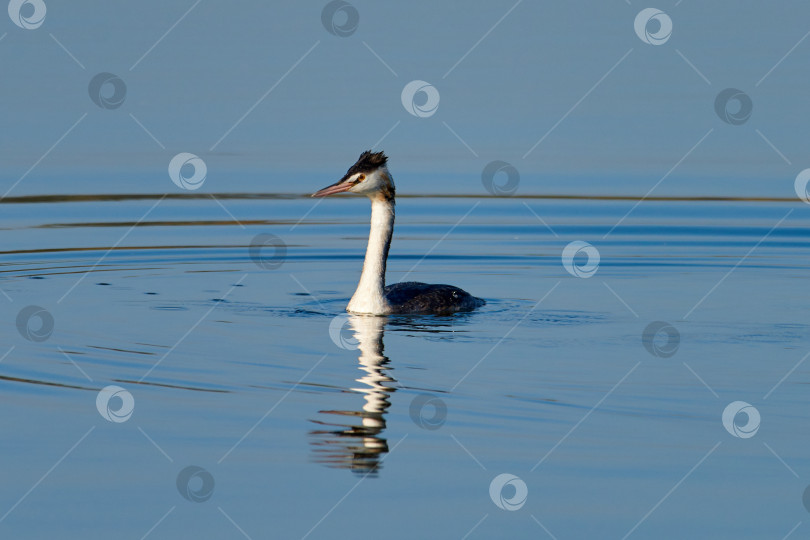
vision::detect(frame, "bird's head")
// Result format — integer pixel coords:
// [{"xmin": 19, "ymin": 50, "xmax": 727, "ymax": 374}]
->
[{"xmin": 312, "ymin": 150, "xmax": 395, "ymax": 201}]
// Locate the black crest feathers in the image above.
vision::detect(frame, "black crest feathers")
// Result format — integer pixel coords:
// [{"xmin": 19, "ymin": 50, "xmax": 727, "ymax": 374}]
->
[{"xmin": 346, "ymin": 150, "xmax": 388, "ymax": 176}]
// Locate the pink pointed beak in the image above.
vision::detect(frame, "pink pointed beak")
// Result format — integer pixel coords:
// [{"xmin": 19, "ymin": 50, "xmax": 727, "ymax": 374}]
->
[{"xmin": 312, "ymin": 177, "xmax": 354, "ymax": 197}]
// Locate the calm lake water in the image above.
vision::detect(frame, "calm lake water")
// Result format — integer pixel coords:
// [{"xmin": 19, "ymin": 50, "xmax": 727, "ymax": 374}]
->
[
  {"xmin": 2, "ymin": 0, "xmax": 809, "ymax": 536},
  {"xmin": 1, "ymin": 188, "xmax": 808, "ymax": 539}
]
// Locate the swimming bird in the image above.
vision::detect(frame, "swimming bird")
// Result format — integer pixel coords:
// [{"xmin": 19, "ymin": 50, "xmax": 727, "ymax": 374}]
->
[{"xmin": 312, "ymin": 150, "xmax": 485, "ymax": 315}]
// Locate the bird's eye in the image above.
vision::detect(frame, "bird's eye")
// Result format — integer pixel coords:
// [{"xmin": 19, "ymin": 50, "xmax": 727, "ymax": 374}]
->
[{"xmin": 357, "ymin": 174, "xmax": 365, "ymax": 181}]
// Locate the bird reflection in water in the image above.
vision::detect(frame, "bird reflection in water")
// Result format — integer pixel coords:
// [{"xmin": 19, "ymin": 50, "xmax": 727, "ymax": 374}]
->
[{"xmin": 309, "ymin": 314, "xmax": 396, "ymax": 475}]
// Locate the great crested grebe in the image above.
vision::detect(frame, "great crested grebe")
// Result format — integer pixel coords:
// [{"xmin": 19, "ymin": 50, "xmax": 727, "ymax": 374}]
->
[{"xmin": 313, "ymin": 150, "xmax": 485, "ymax": 315}]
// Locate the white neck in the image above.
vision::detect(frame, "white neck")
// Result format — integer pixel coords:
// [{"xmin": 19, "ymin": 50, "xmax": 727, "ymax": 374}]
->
[{"xmin": 347, "ymin": 197, "xmax": 394, "ymax": 314}]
